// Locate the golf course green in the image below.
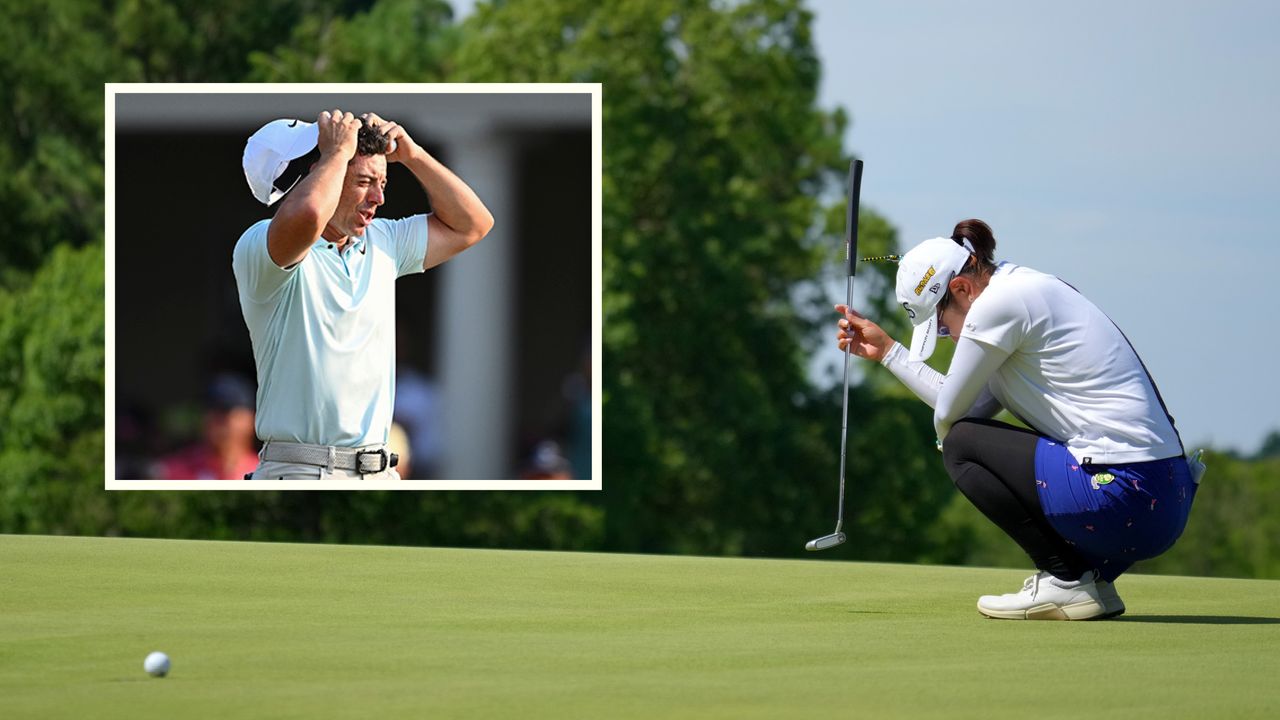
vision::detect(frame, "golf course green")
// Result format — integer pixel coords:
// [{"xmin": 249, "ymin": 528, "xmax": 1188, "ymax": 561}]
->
[{"xmin": 2, "ymin": 534, "xmax": 1277, "ymax": 718}]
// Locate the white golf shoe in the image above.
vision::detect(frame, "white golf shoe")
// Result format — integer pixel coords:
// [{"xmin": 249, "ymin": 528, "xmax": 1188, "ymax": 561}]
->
[
  {"xmin": 977, "ymin": 570, "xmax": 1125, "ymax": 621},
  {"xmin": 1096, "ymin": 578, "xmax": 1126, "ymax": 618}
]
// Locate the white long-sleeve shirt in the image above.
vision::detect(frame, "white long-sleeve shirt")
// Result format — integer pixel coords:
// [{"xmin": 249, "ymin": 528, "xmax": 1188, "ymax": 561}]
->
[{"xmin": 879, "ymin": 262, "xmax": 1183, "ymax": 465}]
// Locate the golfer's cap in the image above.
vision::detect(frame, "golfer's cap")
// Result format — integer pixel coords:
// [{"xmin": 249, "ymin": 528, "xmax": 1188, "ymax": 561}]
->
[
  {"xmin": 894, "ymin": 236, "xmax": 974, "ymax": 362},
  {"xmin": 243, "ymin": 119, "xmax": 319, "ymax": 205}
]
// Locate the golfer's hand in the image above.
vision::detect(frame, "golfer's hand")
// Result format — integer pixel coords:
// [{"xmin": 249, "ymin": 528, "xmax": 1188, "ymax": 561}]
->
[
  {"xmin": 836, "ymin": 304, "xmax": 894, "ymax": 363},
  {"xmin": 317, "ymin": 109, "xmax": 360, "ymax": 161},
  {"xmin": 361, "ymin": 112, "xmax": 416, "ymax": 164}
]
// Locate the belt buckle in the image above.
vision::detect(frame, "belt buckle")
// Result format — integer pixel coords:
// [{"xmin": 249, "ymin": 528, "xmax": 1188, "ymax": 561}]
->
[{"xmin": 356, "ymin": 449, "xmax": 389, "ymax": 474}]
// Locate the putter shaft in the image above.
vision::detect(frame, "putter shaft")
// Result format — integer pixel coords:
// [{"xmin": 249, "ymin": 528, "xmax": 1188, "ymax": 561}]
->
[
  {"xmin": 834, "ymin": 275, "xmax": 853, "ymax": 534},
  {"xmin": 805, "ymin": 276, "xmax": 854, "ymax": 552}
]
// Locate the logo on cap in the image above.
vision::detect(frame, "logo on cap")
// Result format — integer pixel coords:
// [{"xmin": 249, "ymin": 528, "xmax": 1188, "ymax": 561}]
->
[
  {"xmin": 901, "ymin": 301, "xmax": 916, "ymax": 320},
  {"xmin": 914, "ymin": 266, "xmax": 936, "ymax": 296}
]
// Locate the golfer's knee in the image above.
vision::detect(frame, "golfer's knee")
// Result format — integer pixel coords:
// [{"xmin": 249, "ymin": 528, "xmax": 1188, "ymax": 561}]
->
[{"xmin": 941, "ymin": 420, "xmax": 982, "ymax": 474}]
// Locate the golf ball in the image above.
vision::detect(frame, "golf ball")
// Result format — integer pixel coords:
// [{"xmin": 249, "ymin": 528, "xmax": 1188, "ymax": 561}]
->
[{"xmin": 144, "ymin": 651, "xmax": 170, "ymax": 678}]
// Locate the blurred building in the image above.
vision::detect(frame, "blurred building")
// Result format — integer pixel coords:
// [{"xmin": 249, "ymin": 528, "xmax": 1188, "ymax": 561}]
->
[{"xmin": 113, "ymin": 91, "xmax": 593, "ymax": 479}]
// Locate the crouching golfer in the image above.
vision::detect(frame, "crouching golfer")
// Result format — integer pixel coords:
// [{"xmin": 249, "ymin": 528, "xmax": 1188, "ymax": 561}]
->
[
  {"xmin": 837, "ymin": 220, "xmax": 1200, "ymax": 620},
  {"xmin": 234, "ymin": 109, "xmax": 493, "ymax": 479}
]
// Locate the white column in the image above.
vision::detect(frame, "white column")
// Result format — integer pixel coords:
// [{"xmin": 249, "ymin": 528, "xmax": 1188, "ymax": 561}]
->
[{"xmin": 437, "ymin": 132, "xmax": 515, "ymax": 479}]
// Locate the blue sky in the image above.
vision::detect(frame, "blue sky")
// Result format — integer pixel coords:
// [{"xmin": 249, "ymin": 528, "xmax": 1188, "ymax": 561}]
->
[
  {"xmin": 449, "ymin": 0, "xmax": 1280, "ymax": 453},
  {"xmin": 807, "ymin": 1, "xmax": 1280, "ymax": 453}
]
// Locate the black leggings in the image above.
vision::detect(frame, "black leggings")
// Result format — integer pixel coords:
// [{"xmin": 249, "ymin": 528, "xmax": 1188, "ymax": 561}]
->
[{"xmin": 942, "ymin": 418, "xmax": 1091, "ymax": 581}]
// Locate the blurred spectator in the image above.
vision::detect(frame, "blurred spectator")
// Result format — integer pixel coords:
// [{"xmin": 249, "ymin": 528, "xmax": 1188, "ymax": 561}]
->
[
  {"xmin": 387, "ymin": 421, "xmax": 412, "ymax": 480},
  {"xmin": 153, "ymin": 374, "xmax": 260, "ymax": 480},
  {"xmin": 518, "ymin": 440, "xmax": 574, "ymax": 480},
  {"xmin": 394, "ymin": 361, "xmax": 444, "ymax": 479}
]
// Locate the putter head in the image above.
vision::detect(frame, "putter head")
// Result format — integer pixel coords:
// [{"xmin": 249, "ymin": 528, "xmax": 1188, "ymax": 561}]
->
[{"xmin": 805, "ymin": 532, "xmax": 846, "ymax": 551}]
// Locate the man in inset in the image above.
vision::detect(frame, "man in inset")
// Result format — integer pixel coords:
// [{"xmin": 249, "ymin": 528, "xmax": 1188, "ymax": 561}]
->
[{"xmin": 234, "ymin": 109, "xmax": 493, "ymax": 479}]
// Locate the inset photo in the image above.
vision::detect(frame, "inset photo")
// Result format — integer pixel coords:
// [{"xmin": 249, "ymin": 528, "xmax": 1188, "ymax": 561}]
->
[{"xmin": 107, "ymin": 84, "xmax": 600, "ymax": 489}]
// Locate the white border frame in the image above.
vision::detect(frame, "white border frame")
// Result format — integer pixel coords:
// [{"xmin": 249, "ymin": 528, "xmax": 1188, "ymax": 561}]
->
[{"xmin": 105, "ymin": 83, "xmax": 602, "ymax": 491}]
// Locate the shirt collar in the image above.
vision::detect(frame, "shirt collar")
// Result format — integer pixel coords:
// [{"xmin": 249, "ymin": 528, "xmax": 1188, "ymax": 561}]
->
[{"xmin": 313, "ymin": 234, "xmax": 367, "ymax": 255}]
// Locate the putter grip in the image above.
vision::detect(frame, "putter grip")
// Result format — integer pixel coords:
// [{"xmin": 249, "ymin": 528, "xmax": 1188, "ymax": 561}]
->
[{"xmin": 846, "ymin": 159, "xmax": 863, "ymax": 278}]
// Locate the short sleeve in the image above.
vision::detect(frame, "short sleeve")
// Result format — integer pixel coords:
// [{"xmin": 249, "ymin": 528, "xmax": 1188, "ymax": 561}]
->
[
  {"xmin": 962, "ymin": 282, "xmax": 1029, "ymax": 353},
  {"xmin": 378, "ymin": 214, "xmax": 430, "ymax": 278},
  {"xmin": 232, "ymin": 219, "xmax": 299, "ymax": 303}
]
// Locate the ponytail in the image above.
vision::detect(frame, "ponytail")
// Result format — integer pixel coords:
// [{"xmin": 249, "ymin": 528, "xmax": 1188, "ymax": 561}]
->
[{"xmin": 951, "ymin": 219, "xmax": 998, "ymax": 275}]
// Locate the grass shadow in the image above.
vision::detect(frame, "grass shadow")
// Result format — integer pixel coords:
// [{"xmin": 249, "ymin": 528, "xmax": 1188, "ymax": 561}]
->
[{"xmin": 1116, "ymin": 615, "xmax": 1280, "ymax": 625}]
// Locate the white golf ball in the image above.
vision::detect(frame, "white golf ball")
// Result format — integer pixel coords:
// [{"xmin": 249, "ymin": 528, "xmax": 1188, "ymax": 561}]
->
[{"xmin": 144, "ymin": 651, "xmax": 171, "ymax": 678}]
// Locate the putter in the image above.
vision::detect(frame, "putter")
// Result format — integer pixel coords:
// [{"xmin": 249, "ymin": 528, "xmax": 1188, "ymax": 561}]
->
[{"xmin": 806, "ymin": 159, "xmax": 863, "ymax": 552}]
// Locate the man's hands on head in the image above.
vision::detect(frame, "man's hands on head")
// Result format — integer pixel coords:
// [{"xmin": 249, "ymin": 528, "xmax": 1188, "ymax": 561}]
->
[
  {"xmin": 334, "ymin": 111, "xmax": 494, "ymax": 271},
  {"xmin": 318, "ymin": 109, "xmax": 360, "ymax": 162},
  {"xmin": 360, "ymin": 112, "xmax": 417, "ymax": 164}
]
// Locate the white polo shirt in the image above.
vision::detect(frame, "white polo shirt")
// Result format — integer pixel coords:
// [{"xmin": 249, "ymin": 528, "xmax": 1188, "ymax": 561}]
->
[{"xmin": 232, "ymin": 215, "xmax": 429, "ymax": 447}]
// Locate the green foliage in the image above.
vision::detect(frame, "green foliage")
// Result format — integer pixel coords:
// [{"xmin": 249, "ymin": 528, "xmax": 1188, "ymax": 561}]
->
[
  {"xmin": 0, "ymin": 0, "xmax": 119, "ymax": 272},
  {"xmin": 111, "ymin": 0, "xmax": 378, "ymax": 82},
  {"xmin": 105, "ymin": 491, "xmax": 605, "ymax": 551},
  {"xmin": 0, "ymin": 243, "xmax": 105, "ymax": 532},
  {"xmin": 247, "ymin": 0, "xmax": 456, "ymax": 82},
  {"xmin": 1253, "ymin": 430, "xmax": 1280, "ymax": 460}
]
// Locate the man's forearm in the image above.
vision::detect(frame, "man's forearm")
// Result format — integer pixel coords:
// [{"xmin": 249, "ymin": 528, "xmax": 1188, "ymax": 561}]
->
[
  {"xmin": 266, "ymin": 152, "xmax": 348, "ymax": 267},
  {"xmin": 282, "ymin": 152, "xmax": 347, "ymax": 226},
  {"xmin": 401, "ymin": 146, "xmax": 494, "ymax": 241}
]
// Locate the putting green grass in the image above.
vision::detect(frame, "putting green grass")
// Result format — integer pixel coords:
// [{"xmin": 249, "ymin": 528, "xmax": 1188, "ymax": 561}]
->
[{"xmin": 2, "ymin": 535, "xmax": 1278, "ymax": 719}]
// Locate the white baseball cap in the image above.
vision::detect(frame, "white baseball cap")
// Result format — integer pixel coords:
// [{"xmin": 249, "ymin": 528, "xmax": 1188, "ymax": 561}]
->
[
  {"xmin": 894, "ymin": 237, "xmax": 975, "ymax": 362},
  {"xmin": 242, "ymin": 119, "xmax": 320, "ymax": 205}
]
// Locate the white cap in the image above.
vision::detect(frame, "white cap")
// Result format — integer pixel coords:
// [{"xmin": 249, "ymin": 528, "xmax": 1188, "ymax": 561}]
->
[
  {"xmin": 242, "ymin": 119, "xmax": 319, "ymax": 205},
  {"xmin": 894, "ymin": 237, "xmax": 974, "ymax": 362}
]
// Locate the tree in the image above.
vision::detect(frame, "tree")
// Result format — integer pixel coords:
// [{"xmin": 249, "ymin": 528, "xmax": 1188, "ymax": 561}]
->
[
  {"xmin": 0, "ymin": 243, "xmax": 104, "ymax": 533},
  {"xmin": 247, "ymin": 0, "xmax": 456, "ymax": 82},
  {"xmin": 453, "ymin": 0, "xmax": 956, "ymax": 559},
  {"xmin": 0, "ymin": 0, "xmax": 121, "ymax": 274},
  {"xmin": 1253, "ymin": 430, "xmax": 1280, "ymax": 460},
  {"xmin": 112, "ymin": 0, "xmax": 378, "ymax": 82}
]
